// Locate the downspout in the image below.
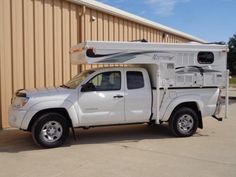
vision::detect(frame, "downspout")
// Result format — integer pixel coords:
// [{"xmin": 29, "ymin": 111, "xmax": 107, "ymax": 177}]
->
[{"xmin": 78, "ymin": 5, "xmax": 86, "ymax": 72}]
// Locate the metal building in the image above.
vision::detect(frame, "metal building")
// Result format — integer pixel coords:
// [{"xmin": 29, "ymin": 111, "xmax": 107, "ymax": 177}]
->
[{"xmin": 0, "ymin": 0, "xmax": 205, "ymax": 128}]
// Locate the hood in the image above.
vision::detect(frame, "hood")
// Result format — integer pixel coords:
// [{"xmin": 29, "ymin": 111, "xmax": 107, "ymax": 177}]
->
[{"xmin": 17, "ymin": 87, "xmax": 76, "ymax": 98}]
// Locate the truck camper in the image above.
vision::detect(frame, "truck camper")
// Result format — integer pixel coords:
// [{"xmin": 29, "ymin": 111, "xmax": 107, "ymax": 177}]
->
[{"xmin": 9, "ymin": 41, "xmax": 229, "ymax": 148}]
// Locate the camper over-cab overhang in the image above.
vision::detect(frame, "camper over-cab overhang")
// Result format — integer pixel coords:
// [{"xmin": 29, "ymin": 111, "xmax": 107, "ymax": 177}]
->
[{"xmin": 70, "ymin": 41, "xmax": 228, "ymax": 65}]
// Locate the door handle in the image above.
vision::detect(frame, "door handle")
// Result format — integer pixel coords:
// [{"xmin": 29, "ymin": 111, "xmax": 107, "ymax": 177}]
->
[{"xmin": 113, "ymin": 95, "xmax": 124, "ymax": 98}]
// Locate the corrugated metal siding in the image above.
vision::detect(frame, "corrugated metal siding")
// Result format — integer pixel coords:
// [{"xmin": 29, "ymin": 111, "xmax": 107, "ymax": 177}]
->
[
  {"xmin": 0, "ymin": 0, "xmax": 190, "ymax": 128},
  {"xmin": 81, "ymin": 7, "xmax": 189, "ymax": 43}
]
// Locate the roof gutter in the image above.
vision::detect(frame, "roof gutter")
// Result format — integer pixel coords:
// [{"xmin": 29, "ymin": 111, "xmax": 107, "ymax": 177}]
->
[{"xmin": 67, "ymin": 0, "xmax": 207, "ymax": 43}]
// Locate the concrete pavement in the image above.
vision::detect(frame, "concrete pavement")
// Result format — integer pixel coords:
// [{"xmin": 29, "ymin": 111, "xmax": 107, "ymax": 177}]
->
[{"xmin": 0, "ymin": 103, "xmax": 236, "ymax": 177}]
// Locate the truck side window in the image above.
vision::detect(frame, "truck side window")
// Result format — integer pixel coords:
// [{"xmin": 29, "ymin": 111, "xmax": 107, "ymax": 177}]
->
[
  {"xmin": 127, "ymin": 71, "xmax": 144, "ymax": 89},
  {"xmin": 89, "ymin": 71, "xmax": 121, "ymax": 91}
]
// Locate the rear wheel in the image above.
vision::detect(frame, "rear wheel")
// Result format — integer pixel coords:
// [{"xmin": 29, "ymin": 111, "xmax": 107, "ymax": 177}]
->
[
  {"xmin": 169, "ymin": 107, "xmax": 198, "ymax": 137},
  {"xmin": 32, "ymin": 112, "xmax": 69, "ymax": 148}
]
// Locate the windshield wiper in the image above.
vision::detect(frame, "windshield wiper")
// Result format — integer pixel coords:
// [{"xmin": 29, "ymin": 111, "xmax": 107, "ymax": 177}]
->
[{"xmin": 60, "ymin": 84, "xmax": 70, "ymax": 89}]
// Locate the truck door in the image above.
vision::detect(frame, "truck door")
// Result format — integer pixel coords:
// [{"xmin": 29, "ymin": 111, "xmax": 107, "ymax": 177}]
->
[
  {"xmin": 78, "ymin": 70, "xmax": 125, "ymax": 126},
  {"xmin": 124, "ymin": 69, "xmax": 152, "ymax": 123}
]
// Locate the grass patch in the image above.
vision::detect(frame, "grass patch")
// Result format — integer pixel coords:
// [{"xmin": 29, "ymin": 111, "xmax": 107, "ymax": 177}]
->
[{"xmin": 230, "ymin": 76, "xmax": 236, "ymax": 85}]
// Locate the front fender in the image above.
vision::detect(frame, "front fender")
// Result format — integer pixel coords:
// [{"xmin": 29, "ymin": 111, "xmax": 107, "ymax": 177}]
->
[
  {"xmin": 160, "ymin": 95, "xmax": 204, "ymax": 122},
  {"xmin": 20, "ymin": 100, "xmax": 79, "ymax": 130}
]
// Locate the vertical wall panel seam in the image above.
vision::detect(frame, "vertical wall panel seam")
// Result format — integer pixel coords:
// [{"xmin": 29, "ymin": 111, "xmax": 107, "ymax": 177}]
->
[
  {"xmin": 52, "ymin": 0, "xmax": 56, "ymax": 86},
  {"xmin": 156, "ymin": 30, "xmax": 158, "ymax": 42},
  {"xmin": 77, "ymin": 6, "xmax": 81, "ymax": 43},
  {"xmin": 118, "ymin": 18, "xmax": 120, "ymax": 41},
  {"xmin": 130, "ymin": 21, "xmax": 133, "ymax": 41},
  {"xmin": 43, "ymin": 0, "xmax": 46, "ymax": 87},
  {"xmin": 22, "ymin": 0, "xmax": 26, "ymax": 89},
  {"xmin": 127, "ymin": 21, "xmax": 129, "ymax": 41},
  {"xmin": 82, "ymin": 6, "xmax": 85, "ymax": 71},
  {"xmin": 122, "ymin": 20, "xmax": 125, "ymax": 41},
  {"xmin": 76, "ymin": 5, "xmax": 81, "ymax": 73},
  {"xmin": 10, "ymin": 0, "xmax": 14, "ymax": 95},
  {"xmin": 96, "ymin": 10, "xmax": 99, "ymax": 68},
  {"xmin": 131, "ymin": 22, "xmax": 133, "ymax": 41},
  {"xmin": 101, "ymin": 12, "xmax": 103, "ymax": 41},
  {"xmin": 107, "ymin": 14, "xmax": 109, "ymax": 41},
  {"xmin": 83, "ymin": 6, "xmax": 86, "ymax": 42},
  {"xmin": 33, "ymin": 0, "xmax": 36, "ymax": 88},
  {"xmin": 101, "ymin": 12, "xmax": 104, "ymax": 41},
  {"xmin": 140, "ymin": 24, "xmax": 142, "ymax": 40},
  {"xmin": 113, "ymin": 16, "xmax": 115, "ymax": 41},
  {"xmin": 138, "ymin": 24, "xmax": 140, "ymax": 40},
  {"xmin": 118, "ymin": 18, "xmax": 121, "ymax": 41},
  {"xmin": 96, "ymin": 11, "xmax": 98, "ymax": 41},
  {"xmin": 96, "ymin": 10, "xmax": 98, "ymax": 41},
  {"xmin": 143, "ymin": 25, "xmax": 145, "ymax": 40},
  {"xmin": 0, "ymin": 54, "xmax": 0, "ymax": 125},
  {"xmin": 0, "ymin": 0, "xmax": 2, "ymax": 128},
  {"xmin": 69, "ymin": 3, "xmax": 72, "ymax": 78},
  {"xmin": 134, "ymin": 23, "xmax": 136, "ymax": 40},
  {"xmin": 90, "ymin": 8, "xmax": 92, "ymax": 41},
  {"xmin": 61, "ymin": 0, "xmax": 64, "ymax": 83}
]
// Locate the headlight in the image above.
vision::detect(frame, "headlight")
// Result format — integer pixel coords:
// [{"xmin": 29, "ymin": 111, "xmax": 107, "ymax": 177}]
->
[{"xmin": 13, "ymin": 97, "xmax": 29, "ymax": 109}]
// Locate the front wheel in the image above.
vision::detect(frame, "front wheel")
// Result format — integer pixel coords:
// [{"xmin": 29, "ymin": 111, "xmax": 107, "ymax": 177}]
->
[
  {"xmin": 32, "ymin": 112, "xmax": 69, "ymax": 148},
  {"xmin": 169, "ymin": 107, "xmax": 198, "ymax": 137}
]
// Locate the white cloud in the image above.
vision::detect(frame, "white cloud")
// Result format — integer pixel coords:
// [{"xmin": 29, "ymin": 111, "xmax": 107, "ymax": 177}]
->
[{"xmin": 147, "ymin": 0, "xmax": 190, "ymax": 16}]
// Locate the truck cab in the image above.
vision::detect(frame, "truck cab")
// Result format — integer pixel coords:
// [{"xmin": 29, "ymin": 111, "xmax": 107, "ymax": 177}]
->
[{"xmin": 75, "ymin": 67, "xmax": 152, "ymax": 126}]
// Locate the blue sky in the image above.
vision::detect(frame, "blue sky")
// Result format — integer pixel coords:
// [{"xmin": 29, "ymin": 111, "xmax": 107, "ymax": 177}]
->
[{"xmin": 97, "ymin": 0, "xmax": 236, "ymax": 43}]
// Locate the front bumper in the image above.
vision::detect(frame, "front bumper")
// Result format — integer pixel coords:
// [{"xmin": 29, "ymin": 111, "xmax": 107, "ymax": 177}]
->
[{"xmin": 8, "ymin": 106, "xmax": 27, "ymax": 129}]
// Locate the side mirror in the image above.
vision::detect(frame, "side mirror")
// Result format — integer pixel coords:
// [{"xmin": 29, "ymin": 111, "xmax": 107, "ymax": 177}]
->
[{"xmin": 81, "ymin": 83, "xmax": 95, "ymax": 92}]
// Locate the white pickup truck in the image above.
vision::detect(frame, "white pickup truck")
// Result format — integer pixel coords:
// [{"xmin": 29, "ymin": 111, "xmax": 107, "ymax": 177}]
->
[{"xmin": 9, "ymin": 41, "xmax": 228, "ymax": 148}]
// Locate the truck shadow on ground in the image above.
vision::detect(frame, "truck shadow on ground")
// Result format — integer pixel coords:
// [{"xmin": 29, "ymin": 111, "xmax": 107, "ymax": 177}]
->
[
  {"xmin": 0, "ymin": 123, "xmax": 204, "ymax": 153},
  {"xmin": 71, "ymin": 124, "xmax": 174, "ymax": 145}
]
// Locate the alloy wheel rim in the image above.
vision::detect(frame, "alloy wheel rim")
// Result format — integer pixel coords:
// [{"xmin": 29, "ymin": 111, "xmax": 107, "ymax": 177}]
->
[
  {"xmin": 40, "ymin": 121, "xmax": 63, "ymax": 143},
  {"xmin": 177, "ymin": 114, "xmax": 194, "ymax": 134}
]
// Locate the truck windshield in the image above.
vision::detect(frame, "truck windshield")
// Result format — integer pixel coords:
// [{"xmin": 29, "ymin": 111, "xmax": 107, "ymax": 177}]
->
[{"xmin": 63, "ymin": 70, "xmax": 95, "ymax": 89}]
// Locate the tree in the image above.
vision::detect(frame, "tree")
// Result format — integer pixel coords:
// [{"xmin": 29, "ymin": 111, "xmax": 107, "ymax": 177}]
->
[{"xmin": 228, "ymin": 33, "xmax": 236, "ymax": 75}]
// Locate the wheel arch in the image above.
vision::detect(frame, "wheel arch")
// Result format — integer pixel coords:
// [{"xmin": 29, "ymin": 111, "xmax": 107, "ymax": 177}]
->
[
  {"xmin": 27, "ymin": 108, "xmax": 73, "ymax": 131},
  {"xmin": 170, "ymin": 102, "xmax": 203, "ymax": 129},
  {"xmin": 162, "ymin": 100, "xmax": 203, "ymax": 129}
]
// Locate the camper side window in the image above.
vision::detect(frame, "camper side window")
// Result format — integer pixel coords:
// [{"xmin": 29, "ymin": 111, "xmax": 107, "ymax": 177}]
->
[
  {"xmin": 127, "ymin": 71, "xmax": 144, "ymax": 90},
  {"xmin": 198, "ymin": 52, "xmax": 214, "ymax": 64}
]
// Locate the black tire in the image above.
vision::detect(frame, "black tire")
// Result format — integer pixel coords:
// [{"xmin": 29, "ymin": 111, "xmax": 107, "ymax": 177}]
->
[
  {"xmin": 32, "ymin": 112, "xmax": 69, "ymax": 148},
  {"xmin": 169, "ymin": 107, "xmax": 198, "ymax": 137}
]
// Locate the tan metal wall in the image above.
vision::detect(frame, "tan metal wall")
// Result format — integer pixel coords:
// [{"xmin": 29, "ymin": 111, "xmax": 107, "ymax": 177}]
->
[
  {"xmin": 81, "ymin": 6, "xmax": 189, "ymax": 43},
  {"xmin": 0, "ymin": 0, "xmax": 190, "ymax": 129}
]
